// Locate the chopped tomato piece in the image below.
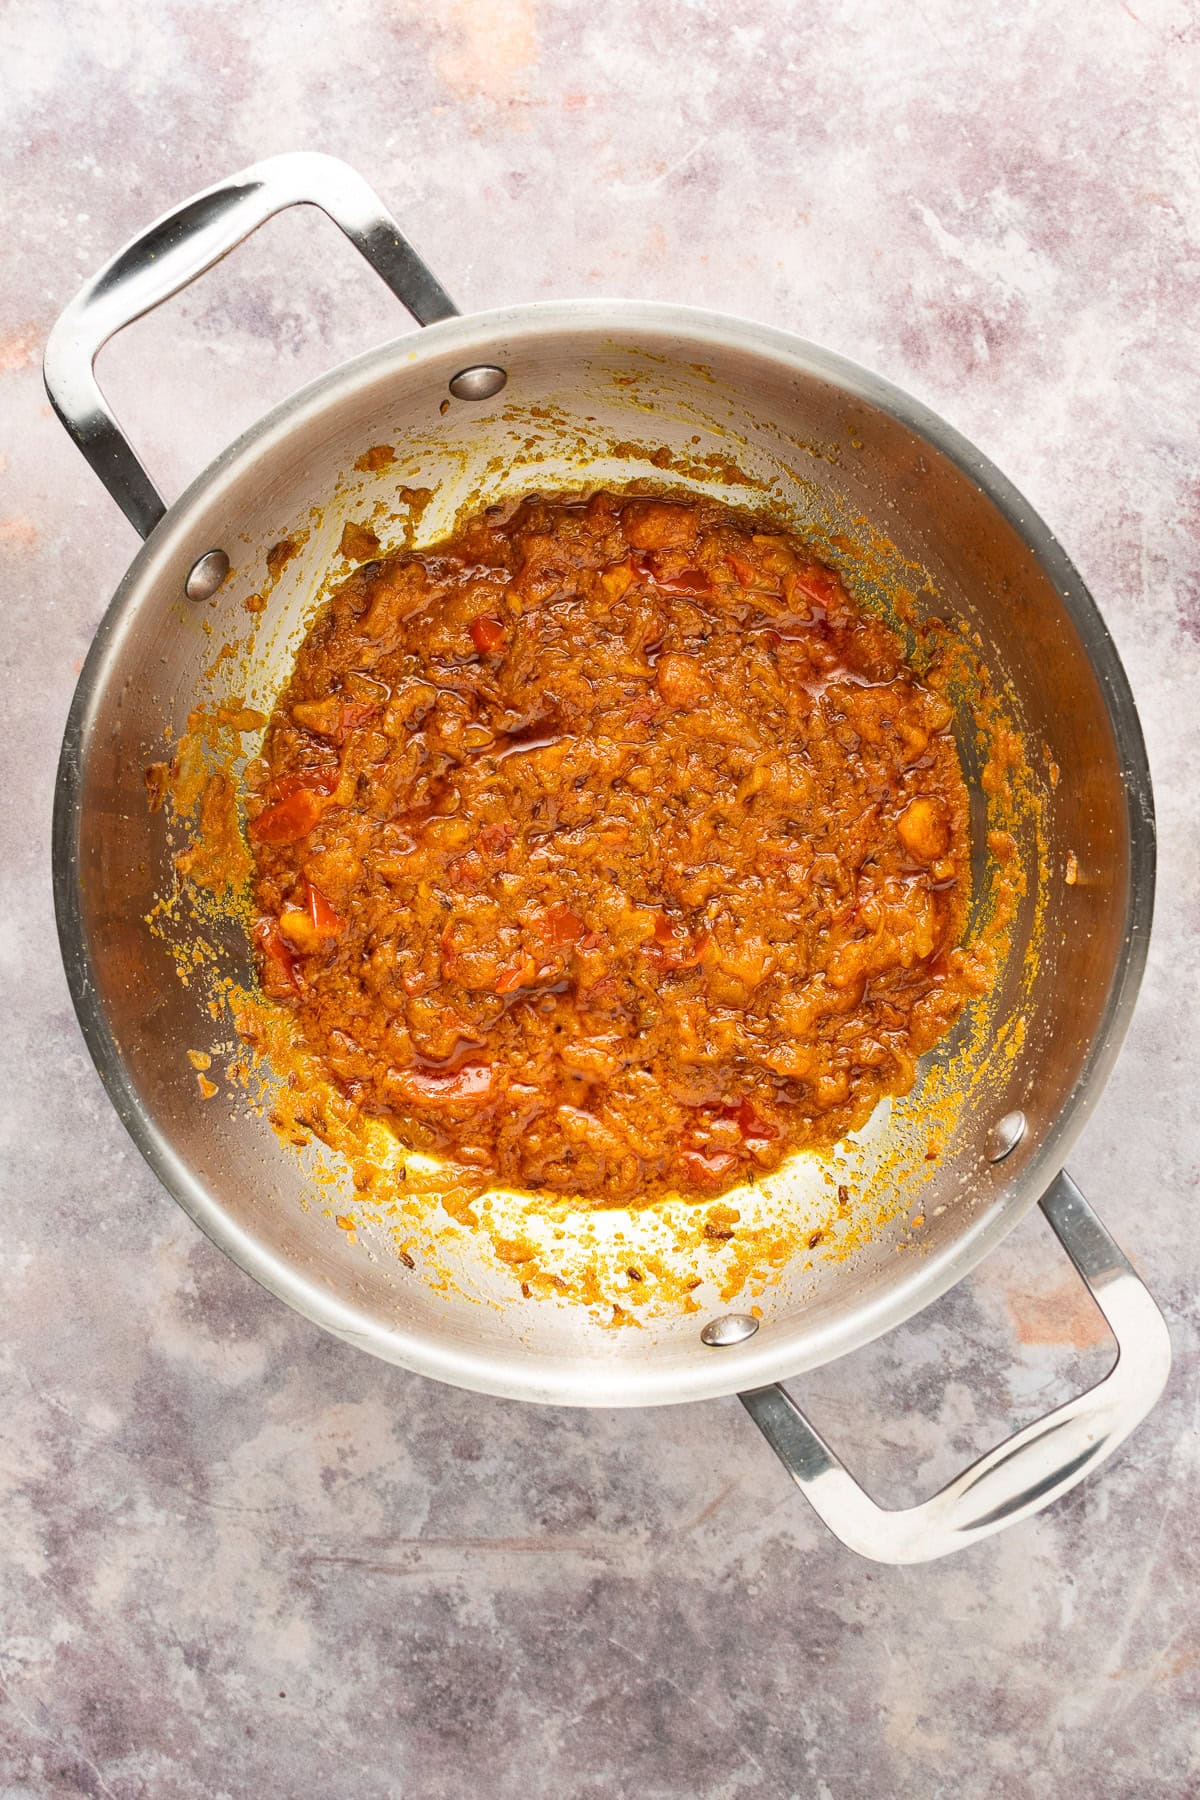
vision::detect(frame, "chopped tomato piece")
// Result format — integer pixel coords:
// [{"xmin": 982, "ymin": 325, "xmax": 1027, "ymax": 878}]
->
[
  {"xmin": 725, "ymin": 552, "xmax": 759, "ymax": 586},
  {"xmin": 626, "ymin": 694, "xmax": 661, "ymax": 726},
  {"xmin": 790, "ymin": 564, "xmax": 841, "ymax": 610},
  {"xmin": 732, "ymin": 1098, "xmax": 778, "ymax": 1143},
  {"xmin": 647, "ymin": 911, "xmax": 708, "ymax": 969},
  {"xmin": 249, "ymin": 786, "xmax": 328, "ymax": 844},
  {"xmin": 253, "ymin": 917, "xmax": 300, "ymax": 990},
  {"xmin": 680, "ymin": 1147, "xmax": 740, "ymax": 1189},
  {"xmin": 546, "ymin": 905, "xmax": 586, "ymax": 944},
  {"xmin": 640, "ymin": 554, "xmax": 710, "ymax": 594},
  {"xmin": 339, "ymin": 702, "xmax": 378, "ymax": 736},
  {"xmin": 306, "ymin": 880, "xmax": 344, "ymax": 937},
  {"xmin": 651, "ymin": 909, "xmax": 678, "ymax": 948},
  {"xmin": 447, "ymin": 849, "xmax": 485, "ymax": 890},
  {"xmin": 470, "ymin": 616, "xmax": 506, "ymax": 655},
  {"xmin": 292, "ymin": 699, "xmax": 378, "ymax": 742},
  {"xmin": 396, "ymin": 1063, "xmax": 494, "ymax": 1102},
  {"xmin": 495, "ymin": 957, "xmax": 537, "ymax": 994},
  {"xmin": 478, "ymin": 821, "xmax": 515, "ymax": 856},
  {"xmin": 265, "ymin": 764, "xmax": 341, "ymax": 803}
]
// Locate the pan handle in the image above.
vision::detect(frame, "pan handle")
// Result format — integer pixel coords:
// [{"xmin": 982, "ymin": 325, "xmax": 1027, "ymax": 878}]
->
[
  {"xmin": 43, "ymin": 151, "xmax": 458, "ymax": 539},
  {"xmin": 740, "ymin": 1171, "xmax": 1170, "ymax": 1563}
]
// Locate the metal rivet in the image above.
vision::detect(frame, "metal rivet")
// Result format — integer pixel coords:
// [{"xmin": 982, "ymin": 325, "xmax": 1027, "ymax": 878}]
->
[
  {"xmin": 701, "ymin": 1313, "xmax": 760, "ymax": 1348},
  {"xmin": 185, "ymin": 548, "xmax": 230, "ymax": 601},
  {"xmin": 988, "ymin": 1110, "xmax": 1027, "ymax": 1163},
  {"xmin": 448, "ymin": 365, "xmax": 508, "ymax": 402}
]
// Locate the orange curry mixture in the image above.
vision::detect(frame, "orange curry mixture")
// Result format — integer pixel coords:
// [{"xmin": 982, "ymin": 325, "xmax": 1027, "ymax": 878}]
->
[{"xmin": 247, "ymin": 490, "xmax": 989, "ymax": 1204}]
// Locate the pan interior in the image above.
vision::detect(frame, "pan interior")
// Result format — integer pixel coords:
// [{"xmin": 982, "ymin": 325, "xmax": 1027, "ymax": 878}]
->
[{"xmin": 59, "ymin": 305, "xmax": 1145, "ymax": 1406}]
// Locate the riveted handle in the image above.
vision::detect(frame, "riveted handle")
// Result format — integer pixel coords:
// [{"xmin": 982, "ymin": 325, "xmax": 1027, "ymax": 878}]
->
[
  {"xmin": 741, "ymin": 1171, "xmax": 1170, "ymax": 1563},
  {"xmin": 43, "ymin": 150, "xmax": 458, "ymax": 539}
]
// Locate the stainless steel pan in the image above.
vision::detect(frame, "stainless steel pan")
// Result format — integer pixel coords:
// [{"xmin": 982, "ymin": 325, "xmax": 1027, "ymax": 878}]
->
[{"xmin": 46, "ymin": 153, "xmax": 1169, "ymax": 1562}]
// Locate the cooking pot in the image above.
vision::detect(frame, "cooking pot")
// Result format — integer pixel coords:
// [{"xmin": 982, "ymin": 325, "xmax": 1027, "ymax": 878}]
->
[{"xmin": 46, "ymin": 152, "xmax": 1170, "ymax": 1563}]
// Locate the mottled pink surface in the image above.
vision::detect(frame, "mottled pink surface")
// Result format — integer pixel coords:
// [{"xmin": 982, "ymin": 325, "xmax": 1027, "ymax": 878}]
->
[{"xmin": 3, "ymin": 3, "xmax": 1200, "ymax": 1795}]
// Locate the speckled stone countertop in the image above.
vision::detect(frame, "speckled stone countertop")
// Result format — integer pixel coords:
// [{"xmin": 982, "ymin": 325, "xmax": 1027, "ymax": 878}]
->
[{"xmin": 3, "ymin": 2, "xmax": 1199, "ymax": 1795}]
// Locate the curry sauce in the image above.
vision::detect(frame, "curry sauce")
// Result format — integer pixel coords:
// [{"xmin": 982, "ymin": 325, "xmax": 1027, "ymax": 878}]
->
[{"xmin": 246, "ymin": 490, "xmax": 990, "ymax": 1205}]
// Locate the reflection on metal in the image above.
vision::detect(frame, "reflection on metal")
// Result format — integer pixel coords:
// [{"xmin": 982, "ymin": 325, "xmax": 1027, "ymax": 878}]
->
[
  {"xmin": 701, "ymin": 1314, "xmax": 760, "ymax": 1347},
  {"xmin": 988, "ymin": 1110, "xmax": 1027, "ymax": 1162},
  {"xmin": 184, "ymin": 549, "xmax": 230, "ymax": 601},
  {"xmin": 449, "ymin": 365, "xmax": 508, "ymax": 401}
]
